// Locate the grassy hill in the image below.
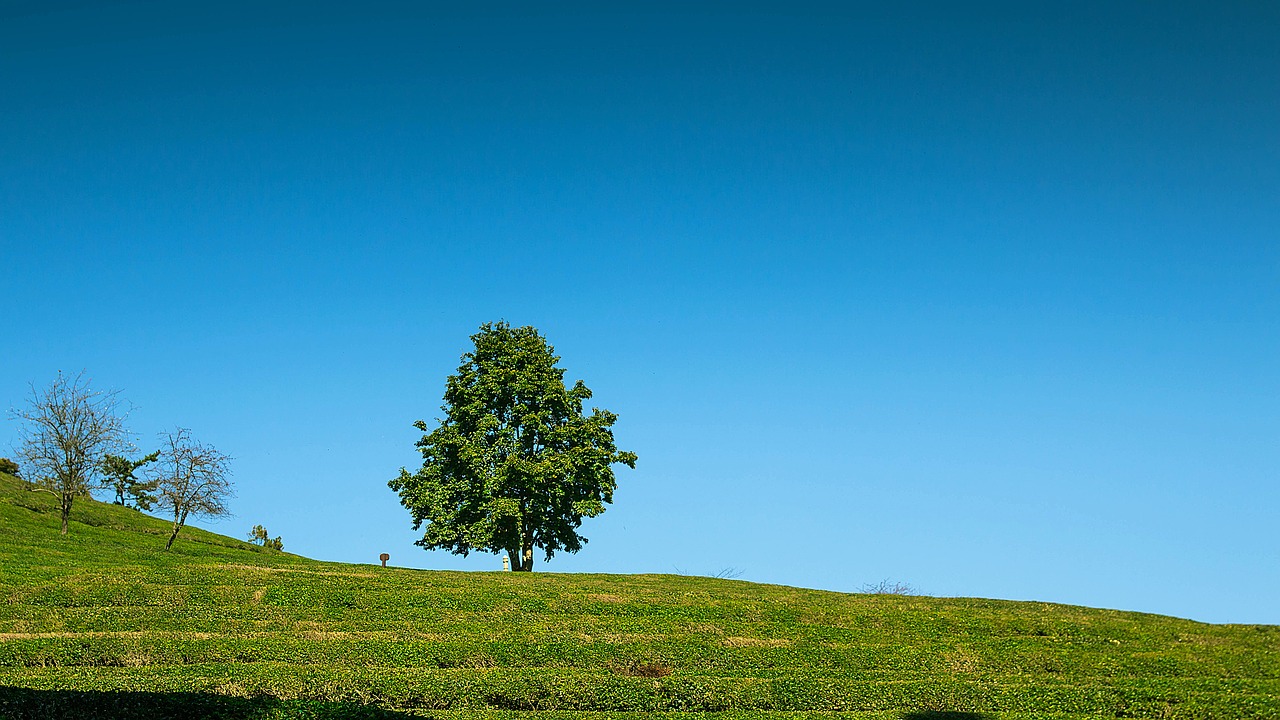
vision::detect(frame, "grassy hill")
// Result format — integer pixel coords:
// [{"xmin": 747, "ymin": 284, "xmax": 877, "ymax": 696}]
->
[{"xmin": 0, "ymin": 472, "xmax": 1276, "ymax": 719}]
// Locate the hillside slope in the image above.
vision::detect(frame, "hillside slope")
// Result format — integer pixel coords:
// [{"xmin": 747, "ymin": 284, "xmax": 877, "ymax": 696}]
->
[{"xmin": 0, "ymin": 473, "xmax": 1276, "ymax": 719}]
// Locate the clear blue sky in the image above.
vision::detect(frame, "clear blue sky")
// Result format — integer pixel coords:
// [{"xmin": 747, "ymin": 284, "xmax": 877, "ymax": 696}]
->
[{"xmin": 2, "ymin": 1, "xmax": 1276, "ymax": 624}]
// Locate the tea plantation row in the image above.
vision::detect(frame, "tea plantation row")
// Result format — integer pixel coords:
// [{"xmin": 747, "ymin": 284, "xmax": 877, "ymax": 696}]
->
[{"xmin": 1, "ymin": 474, "xmax": 1276, "ymax": 718}]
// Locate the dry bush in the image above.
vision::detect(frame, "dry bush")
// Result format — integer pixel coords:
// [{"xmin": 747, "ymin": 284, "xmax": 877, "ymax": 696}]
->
[
  {"xmin": 613, "ymin": 660, "xmax": 672, "ymax": 678},
  {"xmin": 861, "ymin": 578, "xmax": 918, "ymax": 595}
]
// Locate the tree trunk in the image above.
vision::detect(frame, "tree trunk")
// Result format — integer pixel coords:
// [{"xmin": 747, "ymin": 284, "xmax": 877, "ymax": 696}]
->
[
  {"xmin": 60, "ymin": 493, "xmax": 71, "ymax": 535},
  {"xmin": 167, "ymin": 508, "xmax": 191, "ymax": 550},
  {"xmin": 507, "ymin": 541, "xmax": 535, "ymax": 571},
  {"xmin": 521, "ymin": 530, "xmax": 534, "ymax": 572},
  {"xmin": 512, "ymin": 510, "xmax": 531, "ymax": 572},
  {"xmin": 166, "ymin": 521, "xmax": 182, "ymax": 550}
]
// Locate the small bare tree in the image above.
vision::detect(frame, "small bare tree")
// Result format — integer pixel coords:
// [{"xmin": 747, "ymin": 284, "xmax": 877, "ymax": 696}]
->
[
  {"xmin": 12, "ymin": 371, "xmax": 130, "ymax": 535},
  {"xmin": 152, "ymin": 428, "xmax": 234, "ymax": 549},
  {"xmin": 860, "ymin": 578, "xmax": 918, "ymax": 595}
]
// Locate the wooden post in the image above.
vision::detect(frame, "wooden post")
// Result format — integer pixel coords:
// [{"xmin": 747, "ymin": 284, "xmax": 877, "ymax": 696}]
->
[
  {"xmin": 379, "ymin": 553, "xmax": 390, "ymax": 567},
  {"xmin": 502, "ymin": 555, "xmax": 510, "ymax": 571}
]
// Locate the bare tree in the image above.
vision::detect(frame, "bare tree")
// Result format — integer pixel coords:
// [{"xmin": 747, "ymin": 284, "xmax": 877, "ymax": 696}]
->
[
  {"xmin": 12, "ymin": 371, "xmax": 130, "ymax": 535},
  {"xmin": 860, "ymin": 578, "xmax": 918, "ymax": 595},
  {"xmin": 152, "ymin": 428, "xmax": 234, "ymax": 549}
]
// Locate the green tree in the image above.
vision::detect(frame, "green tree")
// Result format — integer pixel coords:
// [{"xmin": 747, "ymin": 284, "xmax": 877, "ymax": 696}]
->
[
  {"xmin": 248, "ymin": 524, "xmax": 284, "ymax": 552},
  {"xmin": 389, "ymin": 322, "xmax": 637, "ymax": 571},
  {"xmin": 101, "ymin": 451, "xmax": 160, "ymax": 509},
  {"xmin": 0, "ymin": 458, "xmax": 19, "ymax": 477}
]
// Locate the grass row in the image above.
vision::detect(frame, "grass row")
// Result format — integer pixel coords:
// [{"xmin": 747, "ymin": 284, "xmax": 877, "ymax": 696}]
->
[
  {"xmin": 4, "ymin": 664, "xmax": 1276, "ymax": 716},
  {"xmin": 1, "ymin": 473, "xmax": 1277, "ymax": 718}
]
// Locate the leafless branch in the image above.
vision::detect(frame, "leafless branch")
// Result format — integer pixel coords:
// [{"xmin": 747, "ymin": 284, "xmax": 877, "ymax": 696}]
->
[
  {"xmin": 10, "ymin": 371, "xmax": 131, "ymax": 534},
  {"xmin": 151, "ymin": 427, "xmax": 234, "ymax": 549},
  {"xmin": 860, "ymin": 578, "xmax": 918, "ymax": 596}
]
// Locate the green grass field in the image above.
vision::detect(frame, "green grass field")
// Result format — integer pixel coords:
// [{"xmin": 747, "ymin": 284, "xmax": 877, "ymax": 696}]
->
[{"xmin": 0, "ymin": 472, "xmax": 1276, "ymax": 719}]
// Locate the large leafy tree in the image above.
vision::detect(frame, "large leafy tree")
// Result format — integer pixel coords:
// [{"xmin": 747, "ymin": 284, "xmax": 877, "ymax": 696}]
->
[{"xmin": 390, "ymin": 322, "xmax": 637, "ymax": 571}]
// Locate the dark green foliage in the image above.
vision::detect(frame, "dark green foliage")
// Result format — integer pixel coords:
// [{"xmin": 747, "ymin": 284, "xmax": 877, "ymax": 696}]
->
[
  {"xmin": 0, "ymin": 474, "xmax": 1277, "ymax": 719},
  {"xmin": 101, "ymin": 451, "xmax": 160, "ymax": 509},
  {"xmin": 390, "ymin": 322, "xmax": 637, "ymax": 571},
  {"xmin": 0, "ymin": 688, "xmax": 415, "ymax": 720},
  {"xmin": 248, "ymin": 524, "xmax": 284, "ymax": 551},
  {"xmin": 0, "ymin": 458, "xmax": 19, "ymax": 477}
]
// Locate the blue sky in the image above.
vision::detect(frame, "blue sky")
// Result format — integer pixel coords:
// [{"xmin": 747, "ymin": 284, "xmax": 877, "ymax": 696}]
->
[{"xmin": 2, "ymin": 1, "xmax": 1276, "ymax": 624}]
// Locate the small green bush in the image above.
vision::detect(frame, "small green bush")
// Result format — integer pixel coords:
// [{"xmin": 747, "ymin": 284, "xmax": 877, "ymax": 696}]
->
[{"xmin": 248, "ymin": 524, "xmax": 284, "ymax": 552}]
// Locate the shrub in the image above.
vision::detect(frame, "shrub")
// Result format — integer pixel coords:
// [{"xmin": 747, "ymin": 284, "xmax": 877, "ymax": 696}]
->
[
  {"xmin": 248, "ymin": 524, "xmax": 284, "ymax": 552},
  {"xmin": 861, "ymin": 578, "xmax": 918, "ymax": 595},
  {"xmin": 0, "ymin": 457, "xmax": 20, "ymax": 477}
]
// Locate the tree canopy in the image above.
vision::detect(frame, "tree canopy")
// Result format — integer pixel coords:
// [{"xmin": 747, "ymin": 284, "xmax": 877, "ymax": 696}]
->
[
  {"xmin": 389, "ymin": 322, "xmax": 637, "ymax": 571},
  {"xmin": 101, "ymin": 451, "xmax": 160, "ymax": 509}
]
